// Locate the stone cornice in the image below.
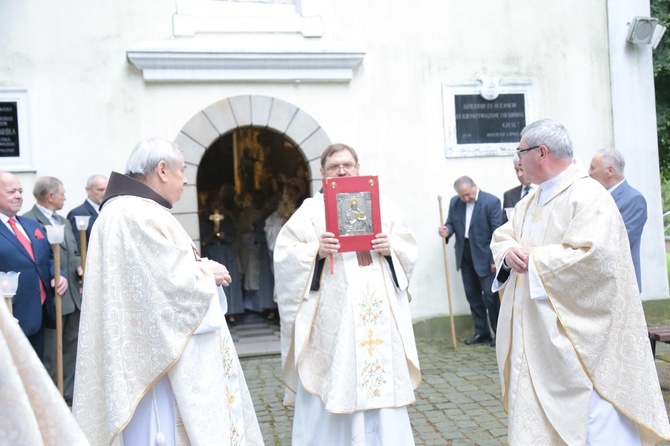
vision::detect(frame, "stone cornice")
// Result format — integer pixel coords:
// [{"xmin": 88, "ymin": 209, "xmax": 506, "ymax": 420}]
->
[{"xmin": 126, "ymin": 41, "xmax": 365, "ymax": 83}]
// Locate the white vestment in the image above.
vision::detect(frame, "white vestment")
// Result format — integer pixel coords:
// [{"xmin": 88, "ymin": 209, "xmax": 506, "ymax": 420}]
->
[
  {"xmin": 73, "ymin": 193, "xmax": 263, "ymax": 446},
  {"xmin": 0, "ymin": 300, "xmax": 88, "ymax": 446},
  {"xmin": 264, "ymin": 211, "xmax": 288, "ymax": 256},
  {"xmin": 274, "ymin": 192, "xmax": 421, "ymax": 445},
  {"xmin": 491, "ymin": 164, "xmax": 670, "ymax": 445}
]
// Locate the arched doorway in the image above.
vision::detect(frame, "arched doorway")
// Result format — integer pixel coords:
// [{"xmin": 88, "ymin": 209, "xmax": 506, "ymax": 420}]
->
[
  {"xmin": 197, "ymin": 126, "xmax": 311, "ymax": 324},
  {"xmin": 172, "ymin": 95, "xmax": 331, "ymax": 337}
]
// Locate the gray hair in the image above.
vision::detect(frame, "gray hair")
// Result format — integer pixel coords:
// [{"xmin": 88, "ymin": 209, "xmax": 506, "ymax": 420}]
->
[
  {"xmin": 512, "ymin": 153, "xmax": 520, "ymax": 164},
  {"xmin": 33, "ymin": 176, "xmax": 62, "ymax": 200},
  {"xmin": 453, "ymin": 176, "xmax": 475, "ymax": 190},
  {"xmin": 124, "ymin": 138, "xmax": 183, "ymax": 179},
  {"xmin": 597, "ymin": 147, "xmax": 625, "ymax": 175},
  {"xmin": 521, "ymin": 119, "xmax": 573, "ymax": 160},
  {"xmin": 86, "ymin": 174, "xmax": 107, "ymax": 189}
]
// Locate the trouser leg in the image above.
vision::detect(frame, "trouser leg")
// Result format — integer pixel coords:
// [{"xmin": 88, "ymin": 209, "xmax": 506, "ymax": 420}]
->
[
  {"xmin": 461, "ymin": 244, "xmax": 489, "ymax": 336},
  {"xmin": 479, "ymin": 273, "xmax": 499, "ymax": 334}
]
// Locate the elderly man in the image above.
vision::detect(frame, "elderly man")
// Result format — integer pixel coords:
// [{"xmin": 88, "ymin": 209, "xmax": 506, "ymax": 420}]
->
[
  {"xmin": 66, "ymin": 174, "xmax": 108, "ymax": 252},
  {"xmin": 23, "ymin": 176, "xmax": 82, "ymax": 404},
  {"xmin": 589, "ymin": 148, "xmax": 647, "ymax": 292},
  {"xmin": 72, "ymin": 138, "xmax": 262, "ymax": 446},
  {"xmin": 438, "ymin": 176, "xmax": 501, "ymax": 346},
  {"xmin": 0, "ymin": 172, "xmax": 68, "ymax": 360},
  {"xmin": 274, "ymin": 143, "xmax": 421, "ymax": 445},
  {"xmin": 491, "ymin": 119, "xmax": 670, "ymax": 444},
  {"xmin": 502, "ymin": 154, "xmax": 534, "ymax": 224}
]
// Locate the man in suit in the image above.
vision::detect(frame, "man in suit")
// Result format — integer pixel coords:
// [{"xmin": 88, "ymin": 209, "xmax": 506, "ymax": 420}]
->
[
  {"xmin": 67, "ymin": 174, "xmax": 108, "ymax": 252},
  {"xmin": 502, "ymin": 154, "xmax": 534, "ymax": 224},
  {"xmin": 0, "ymin": 172, "xmax": 68, "ymax": 360},
  {"xmin": 589, "ymin": 148, "xmax": 647, "ymax": 292},
  {"xmin": 24, "ymin": 176, "xmax": 82, "ymax": 403},
  {"xmin": 439, "ymin": 176, "xmax": 502, "ymax": 346}
]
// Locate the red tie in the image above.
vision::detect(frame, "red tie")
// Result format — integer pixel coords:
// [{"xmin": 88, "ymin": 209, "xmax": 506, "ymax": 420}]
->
[{"xmin": 8, "ymin": 218, "xmax": 47, "ymax": 304}]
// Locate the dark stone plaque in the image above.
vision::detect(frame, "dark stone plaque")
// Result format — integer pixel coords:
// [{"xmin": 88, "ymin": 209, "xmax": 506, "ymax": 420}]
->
[
  {"xmin": 454, "ymin": 93, "xmax": 525, "ymax": 145},
  {"xmin": 0, "ymin": 102, "xmax": 20, "ymax": 157}
]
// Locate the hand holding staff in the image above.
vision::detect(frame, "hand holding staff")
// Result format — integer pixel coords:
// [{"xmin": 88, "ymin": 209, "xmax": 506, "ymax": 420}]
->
[{"xmin": 438, "ymin": 195, "xmax": 458, "ymax": 349}]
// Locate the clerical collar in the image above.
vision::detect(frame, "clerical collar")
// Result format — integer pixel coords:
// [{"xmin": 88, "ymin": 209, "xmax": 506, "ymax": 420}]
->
[
  {"xmin": 608, "ymin": 179, "xmax": 626, "ymax": 193},
  {"xmin": 537, "ymin": 166, "xmax": 572, "ymax": 206},
  {"xmin": 100, "ymin": 171, "xmax": 172, "ymax": 210}
]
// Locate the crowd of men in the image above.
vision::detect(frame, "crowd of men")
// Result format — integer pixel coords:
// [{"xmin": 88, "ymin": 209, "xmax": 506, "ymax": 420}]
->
[
  {"xmin": 1, "ymin": 118, "xmax": 669, "ymax": 444},
  {"xmin": 0, "ymin": 173, "xmax": 107, "ymax": 404}
]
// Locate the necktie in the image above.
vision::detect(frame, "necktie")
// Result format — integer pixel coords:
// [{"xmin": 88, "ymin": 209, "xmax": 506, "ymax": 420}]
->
[
  {"xmin": 8, "ymin": 218, "xmax": 47, "ymax": 304},
  {"xmin": 521, "ymin": 185, "xmax": 531, "ymax": 199}
]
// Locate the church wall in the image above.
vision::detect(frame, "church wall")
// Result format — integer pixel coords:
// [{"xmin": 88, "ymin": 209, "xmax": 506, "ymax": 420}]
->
[{"xmin": 1, "ymin": 0, "xmax": 667, "ymax": 327}]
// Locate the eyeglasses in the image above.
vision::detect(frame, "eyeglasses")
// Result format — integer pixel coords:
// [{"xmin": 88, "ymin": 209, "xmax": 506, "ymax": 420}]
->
[
  {"xmin": 516, "ymin": 145, "xmax": 542, "ymax": 156},
  {"xmin": 325, "ymin": 162, "xmax": 356, "ymax": 173}
]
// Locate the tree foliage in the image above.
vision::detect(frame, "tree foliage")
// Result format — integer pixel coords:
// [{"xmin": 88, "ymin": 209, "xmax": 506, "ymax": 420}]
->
[{"xmin": 652, "ymin": 0, "xmax": 670, "ymax": 180}]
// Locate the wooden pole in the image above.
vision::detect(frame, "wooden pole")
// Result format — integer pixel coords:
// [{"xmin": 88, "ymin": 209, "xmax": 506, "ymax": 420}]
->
[
  {"xmin": 53, "ymin": 243, "xmax": 64, "ymax": 395},
  {"xmin": 79, "ymin": 229, "xmax": 87, "ymax": 274},
  {"xmin": 438, "ymin": 196, "xmax": 458, "ymax": 350}
]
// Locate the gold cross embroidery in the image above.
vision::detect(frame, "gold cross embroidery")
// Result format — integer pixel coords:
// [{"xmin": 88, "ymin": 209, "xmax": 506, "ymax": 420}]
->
[
  {"xmin": 361, "ymin": 328, "xmax": 383, "ymax": 356},
  {"xmin": 226, "ymin": 385, "xmax": 236, "ymax": 418}
]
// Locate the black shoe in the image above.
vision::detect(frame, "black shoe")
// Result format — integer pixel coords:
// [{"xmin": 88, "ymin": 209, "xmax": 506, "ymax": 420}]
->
[
  {"xmin": 464, "ymin": 334, "xmax": 492, "ymax": 345},
  {"xmin": 489, "ymin": 338, "xmax": 496, "ymax": 347}
]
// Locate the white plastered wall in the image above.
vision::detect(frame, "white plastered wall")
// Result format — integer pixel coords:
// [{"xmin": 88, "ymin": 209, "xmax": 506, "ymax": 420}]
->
[{"xmin": 1, "ymin": 0, "xmax": 666, "ymax": 325}]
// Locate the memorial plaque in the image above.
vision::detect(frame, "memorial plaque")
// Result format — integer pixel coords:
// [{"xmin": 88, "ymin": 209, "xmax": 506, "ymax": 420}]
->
[
  {"xmin": 0, "ymin": 102, "xmax": 20, "ymax": 157},
  {"xmin": 454, "ymin": 93, "xmax": 525, "ymax": 145}
]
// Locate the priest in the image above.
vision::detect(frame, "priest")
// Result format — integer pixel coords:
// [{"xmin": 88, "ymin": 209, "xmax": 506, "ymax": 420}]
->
[
  {"xmin": 72, "ymin": 138, "xmax": 263, "ymax": 446},
  {"xmin": 491, "ymin": 119, "xmax": 670, "ymax": 445},
  {"xmin": 0, "ymin": 285, "xmax": 87, "ymax": 445},
  {"xmin": 274, "ymin": 143, "xmax": 421, "ymax": 445}
]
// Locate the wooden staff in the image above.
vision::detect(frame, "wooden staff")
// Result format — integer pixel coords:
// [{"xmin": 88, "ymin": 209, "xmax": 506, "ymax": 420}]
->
[
  {"xmin": 79, "ymin": 229, "xmax": 87, "ymax": 274},
  {"xmin": 438, "ymin": 195, "xmax": 458, "ymax": 350},
  {"xmin": 53, "ymin": 243, "xmax": 64, "ymax": 395}
]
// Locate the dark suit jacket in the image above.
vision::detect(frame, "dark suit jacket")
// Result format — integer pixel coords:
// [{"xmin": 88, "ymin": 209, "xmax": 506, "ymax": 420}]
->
[
  {"xmin": 611, "ymin": 180, "xmax": 647, "ymax": 291},
  {"xmin": 445, "ymin": 190, "xmax": 502, "ymax": 277},
  {"xmin": 502, "ymin": 185, "xmax": 523, "ymax": 225},
  {"xmin": 23, "ymin": 206, "xmax": 82, "ymax": 313},
  {"xmin": 0, "ymin": 216, "xmax": 56, "ymax": 336},
  {"xmin": 66, "ymin": 200, "xmax": 98, "ymax": 252}
]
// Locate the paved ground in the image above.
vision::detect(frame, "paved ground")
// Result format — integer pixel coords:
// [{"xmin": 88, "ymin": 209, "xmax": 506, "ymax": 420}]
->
[
  {"xmin": 240, "ymin": 341, "xmax": 670, "ymax": 445},
  {"xmin": 233, "ymin": 317, "xmax": 670, "ymax": 445},
  {"xmin": 239, "ymin": 339, "xmax": 507, "ymax": 446}
]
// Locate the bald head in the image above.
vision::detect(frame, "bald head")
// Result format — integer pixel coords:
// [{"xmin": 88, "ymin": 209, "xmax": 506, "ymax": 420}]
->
[
  {"xmin": 86, "ymin": 174, "xmax": 108, "ymax": 205},
  {"xmin": 0, "ymin": 172, "xmax": 24, "ymax": 217},
  {"xmin": 589, "ymin": 148, "xmax": 625, "ymax": 189}
]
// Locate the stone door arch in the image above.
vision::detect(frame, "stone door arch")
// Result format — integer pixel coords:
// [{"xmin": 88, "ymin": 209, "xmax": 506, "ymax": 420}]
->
[{"xmin": 172, "ymin": 95, "xmax": 331, "ymax": 245}]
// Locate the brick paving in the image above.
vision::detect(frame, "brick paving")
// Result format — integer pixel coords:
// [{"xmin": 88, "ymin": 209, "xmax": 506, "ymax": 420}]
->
[
  {"xmin": 238, "ymin": 328, "xmax": 670, "ymax": 445},
  {"xmin": 240, "ymin": 339, "xmax": 506, "ymax": 446}
]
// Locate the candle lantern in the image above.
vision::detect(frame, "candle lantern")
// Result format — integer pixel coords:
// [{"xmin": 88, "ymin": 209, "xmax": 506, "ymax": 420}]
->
[
  {"xmin": 0, "ymin": 271, "xmax": 20, "ymax": 314},
  {"xmin": 45, "ymin": 223, "xmax": 65, "ymax": 395},
  {"xmin": 74, "ymin": 216, "xmax": 91, "ymax": 273}
]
